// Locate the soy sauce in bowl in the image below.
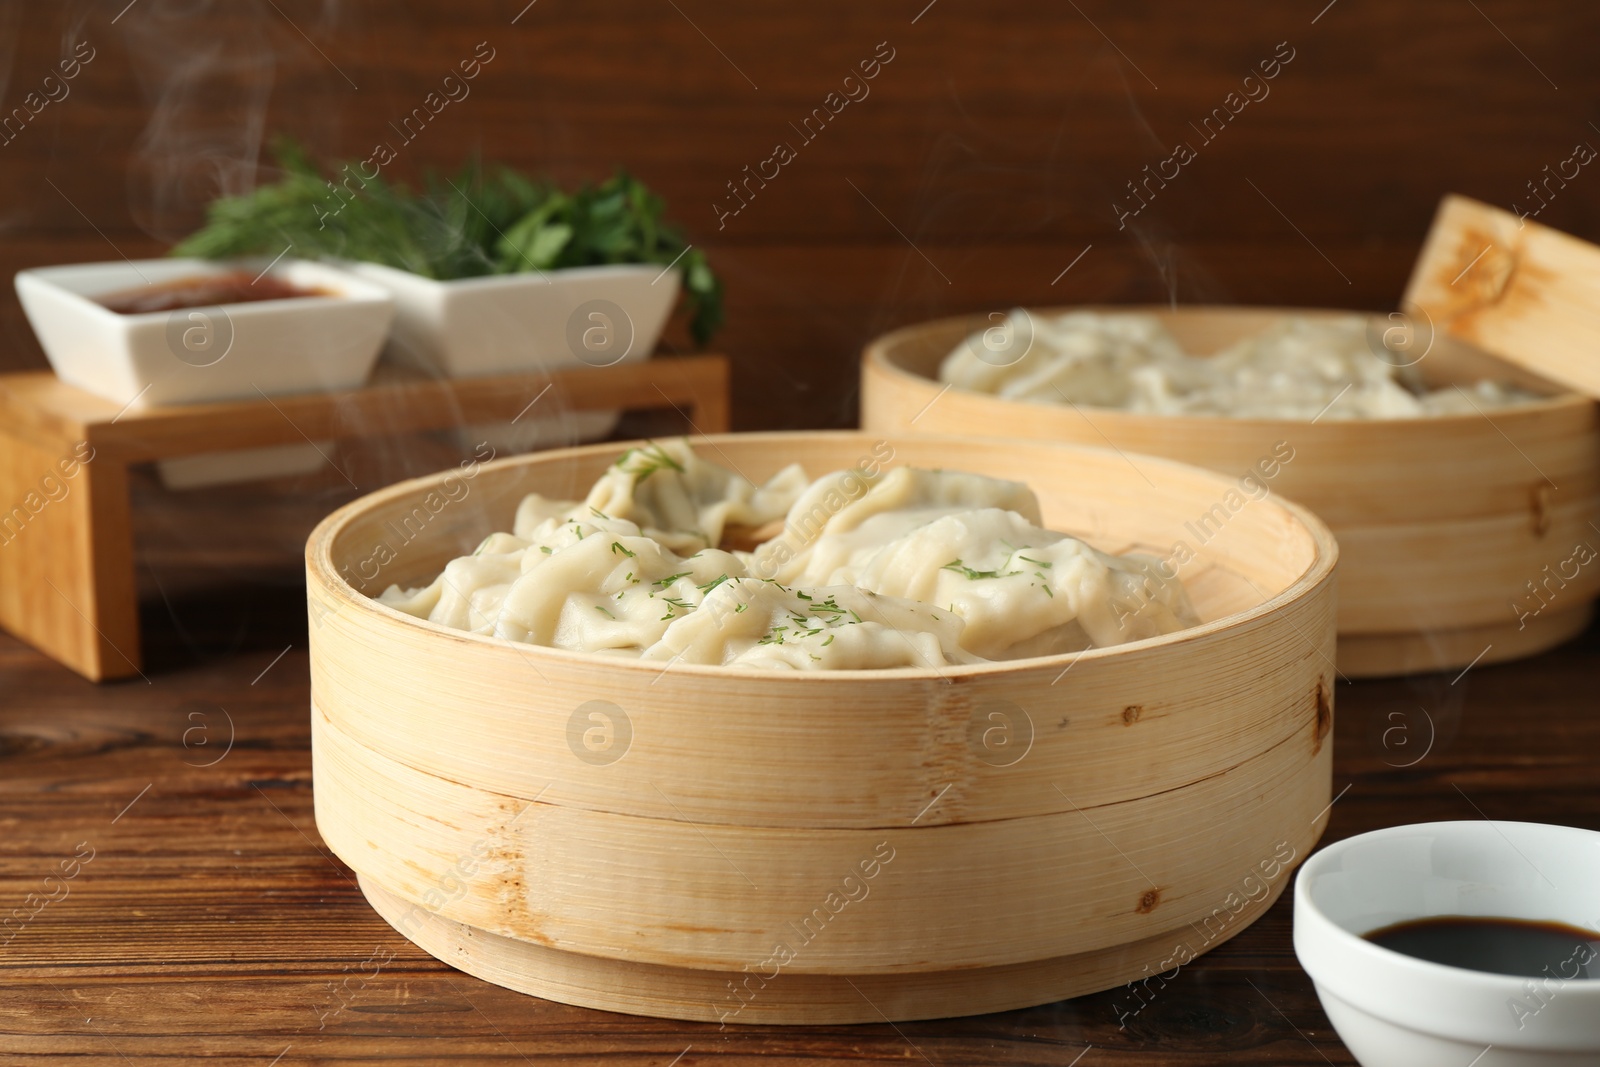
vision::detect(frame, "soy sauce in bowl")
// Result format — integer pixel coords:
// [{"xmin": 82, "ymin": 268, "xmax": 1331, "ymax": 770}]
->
[
  {"xmin": 1365, "ymin": 916, "xmax": 1600, "ymax": 980},
  {"xmin": 94, "ymin": 271, "xmax": 331, "ymax": 315}
]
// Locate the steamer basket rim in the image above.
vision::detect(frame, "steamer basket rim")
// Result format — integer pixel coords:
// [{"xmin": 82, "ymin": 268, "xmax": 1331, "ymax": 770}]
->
[
  {"xmin": 864, "ymin": 304, "xmax": 1588, "ymax": 426},
  {"xmin": 305, "ymin": 430, "xmax": 1339, "ymax": 682}
]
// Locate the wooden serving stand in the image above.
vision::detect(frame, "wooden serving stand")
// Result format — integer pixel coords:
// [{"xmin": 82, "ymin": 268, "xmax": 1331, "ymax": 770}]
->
[{"xmin": 0, "ymin": 355, "xmax": 729, "ymax": 682}]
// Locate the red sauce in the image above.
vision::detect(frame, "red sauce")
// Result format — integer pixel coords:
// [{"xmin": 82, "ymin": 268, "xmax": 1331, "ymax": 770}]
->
[{"xmin": 93, "ymin": 271, "xmax": 331, "ymax": 315}]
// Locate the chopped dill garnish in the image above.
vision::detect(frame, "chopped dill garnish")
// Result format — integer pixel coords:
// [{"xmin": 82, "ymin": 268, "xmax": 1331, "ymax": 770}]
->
[
  {"xmin": 734, "ymin": 602, "xmax": 748, "ymax": 614},
  {"xmin": 796, "ymin": 591, "xmax": 812, "ymax": 600},
  {"xmin": 822, "ymin": 633, "xmax": 834, "ymax": 646},
  {"xmin": 591, "ymin": 506, "xmax": 611, "ymax": 520},
  {"xmin": 1017, "ymin": 555, "xmax": 1051, "ymax": 568},
  {"xmin": 594, "ymin": 605, "xmax": 615, "ymax": 619},
  {"xmin": 611, "ymin": 541, "xmax": 635, "ymax": 557},
  {"xmin": 697, "ymin": 573, "xmax": 731, "ymax": 594},
  {"xmin": 942, "ymin": 558, "xmax": 1021, "ymax": 581},
  {"xmin": 653, "ymin": 571, "xmax": 692, "ymax": 587},
  {"xmin": 616, "ymin": 441, "xmax": 686, "ymax": 483},
  {"xmin": 540, "ymin": 545, "xmax": 554, "ymax": 554}
]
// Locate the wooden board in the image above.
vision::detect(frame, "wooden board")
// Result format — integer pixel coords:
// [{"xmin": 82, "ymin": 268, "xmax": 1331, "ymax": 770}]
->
[
  {"xmin": 7, "ymin": 525, "xmax": 1600, "ymax": 1062},
  {"xmin": 1404, "ymin": 195, "xmax": 1600, "ymax": 401},
  {"xmin": 860, "ymin": 307, "xmax": 1600, "ymax": 676}
]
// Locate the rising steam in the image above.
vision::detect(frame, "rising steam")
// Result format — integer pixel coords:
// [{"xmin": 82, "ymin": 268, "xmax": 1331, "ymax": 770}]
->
[{"xmin": 117, "ymin": 0, "xmax": 346, "ymax": 242}]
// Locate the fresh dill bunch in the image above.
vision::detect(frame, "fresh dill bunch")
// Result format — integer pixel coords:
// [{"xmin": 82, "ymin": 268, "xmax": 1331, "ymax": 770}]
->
[
  {"xmin": 170, "ymin": 140, "xmax": 330, "ymax": 260},
  {"xmin": 174, "ymin": 139, "xmax": 725, "ymax": 344}
]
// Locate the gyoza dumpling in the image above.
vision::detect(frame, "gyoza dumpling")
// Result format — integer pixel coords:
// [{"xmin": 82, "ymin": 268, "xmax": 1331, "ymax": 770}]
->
[
  {"xmin": 754, "ymin": 466, "xmax": 1041, "ymax": 585},
  {"xmin": 380, "ymin": 507, "xmax": 746, "ymax": 653},
  {"xmin": 939, "ymin": 310, "xmax": 1540, "ymax": 421},
  {"xmin": 376, "ymin": 444, "xmax": 1203, "ymax": 665},
  {"xmin": 491, "ymin": 527, "xmax": 747, "ymax": 653},
  {"xmin": 580, "ymin": 439, "xmax": 809, "ymax": 553},
  {"xmin": 377, "ymin": 531, "xmax": 533, "ymax": 634},
  {"xmin": 1419, "ymin": 379, "xmax": 1541, "ymax": 414},
  {"xmin": 642, "ymin": 579, "xmax": 977, "ymax": 670},
  {"xmin": 1190, "ymin": 317, "xmax": 1422, "ymax": 419},
  {"xmin": 513, "ymin": 494, "xmax": 581, "ymax": 538},
  {"xmin": 838, "ymin": 508, "xmax": 1200, "ymax": 659},
  {"xmin": 514, "ymin": 509, "xmax": 654, "ymax": 569},
  {"xmin": 938, "ymin": 310, "xmax": 1189, "ymax": 407}
]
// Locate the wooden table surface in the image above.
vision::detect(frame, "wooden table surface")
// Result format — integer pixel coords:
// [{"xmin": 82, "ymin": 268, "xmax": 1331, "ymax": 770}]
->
[{"xmin": 2, "ymin": 466, "xmax": 1598, "ymax": 1067}]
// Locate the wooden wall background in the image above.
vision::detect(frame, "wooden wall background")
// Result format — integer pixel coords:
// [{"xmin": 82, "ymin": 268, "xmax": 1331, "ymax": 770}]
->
[{"xmin": 2, "ymin": 0, "xmax": 1598, "ymax": 431}]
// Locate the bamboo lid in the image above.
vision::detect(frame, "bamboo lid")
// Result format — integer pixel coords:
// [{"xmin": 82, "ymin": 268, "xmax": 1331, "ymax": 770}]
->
[{"xmin": 1403, "ymin": 193, "xmax": 1600, "ymax": 399}]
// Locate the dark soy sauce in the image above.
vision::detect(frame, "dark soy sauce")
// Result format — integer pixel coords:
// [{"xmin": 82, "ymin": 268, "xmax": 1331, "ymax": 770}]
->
[
  {"xmin": 1365, "ymin": 916, "xmax": 1600, "ymax": 980},
  {"xmin": 94, "ymin": 272, "xmax": 329, "ymax": 315}
]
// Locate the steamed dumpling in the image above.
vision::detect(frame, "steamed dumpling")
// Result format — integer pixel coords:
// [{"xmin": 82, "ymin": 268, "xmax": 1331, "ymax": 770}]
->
[
  {"xmin": 938, "ymin": 310, "xmax": 1190, "ymax": 407},
  {"xmin": 754, "ymin": 466, "xmax": 1041, "ymax": 585},
  {"xmin": 377, "ymin": 532, "xmax": 530, "ymax": 634},
  {"xmin": 579, "ymin": 439, "xmax": 809, "ymax": 552},
  {"xmin": 938, "ymin": 310, "xmax": 1541, "ymax": 419},
  {"xmin": 382, "ymin": 507, "xmax": 749, "ymax": 653},
  {"xmin": 642, "ymin": 580, "xmax": 978, "ymax": 670},
  {"xmin": 494, "ymin": 535, "xmax": 746, "ymax": 652},
  {"xmin": 377, "ymin": 444, "xmax": 1203, "ymax": 669},
  {"xmin": 839, "ymin": 508, "xmax": 1199, "ymax": 658}
]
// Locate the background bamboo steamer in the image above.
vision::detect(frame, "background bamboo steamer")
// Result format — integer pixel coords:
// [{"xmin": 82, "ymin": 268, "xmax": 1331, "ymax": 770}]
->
[
  {"xmin": 308, "ymin": 431, "xmax": 1338, "ymax": 1024},
  {"xmin": 860, "ymin": 308, "xmax": 1600, "ymax": 678}
]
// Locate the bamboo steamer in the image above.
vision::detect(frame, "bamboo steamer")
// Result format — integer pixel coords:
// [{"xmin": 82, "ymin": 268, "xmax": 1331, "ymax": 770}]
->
[
  {"xmin": 861, "ymin": 308, "xmax": 1600, "ymax": 677},
  {"xmin": 307, "ymin": 432, "xmax": 1337, "ymax": 1024}
]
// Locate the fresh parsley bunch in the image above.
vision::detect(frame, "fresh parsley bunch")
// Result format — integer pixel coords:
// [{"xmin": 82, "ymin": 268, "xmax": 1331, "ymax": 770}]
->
[{"xmin": 174, "ymin": 139, "xmax": 724, "ymax": 345}]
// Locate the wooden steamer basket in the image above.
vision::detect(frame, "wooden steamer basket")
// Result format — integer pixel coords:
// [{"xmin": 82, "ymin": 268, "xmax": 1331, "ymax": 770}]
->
[
  {"xmin": 308, "ymin": 432, "xmax": 1337, "ymax": 1024},
  {"xmin": 862, "ymin": 308, "xmax": 1600, "ymax": 677}
]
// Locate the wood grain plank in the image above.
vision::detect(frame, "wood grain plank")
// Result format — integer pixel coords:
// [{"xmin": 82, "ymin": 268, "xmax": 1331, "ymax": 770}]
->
[
  {"xmin": 3, "ymin": 513, "xmax": 1599, "ymax": 1061},
  {"xmin": 1, "ymin": 0, "xmax": 1599, "ymax": 1058}
]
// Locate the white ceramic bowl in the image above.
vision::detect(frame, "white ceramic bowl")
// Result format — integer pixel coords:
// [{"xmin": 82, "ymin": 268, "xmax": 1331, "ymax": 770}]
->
[
  {"xmin": 345, "ymin": 261, "xmax": 678, "ymax": 378},
  {"xmin": 1295, "ymin": 821, "xmax": 1600, "ymax": 1067},
  {"xmin": 345, "ymin": 262, "xmax": 682, "ymax": 450},
  {"xmin": 15, "ymin": 257, "xmax": 394, "ymax": 409}
]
